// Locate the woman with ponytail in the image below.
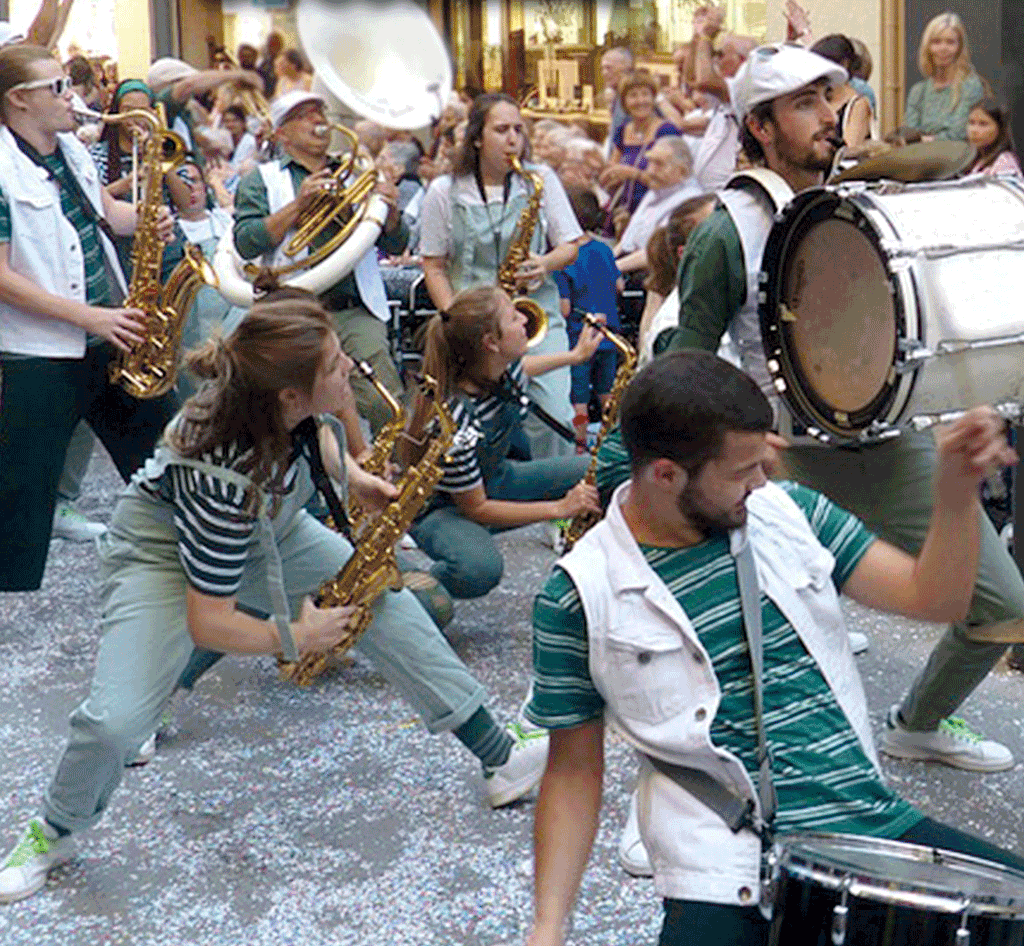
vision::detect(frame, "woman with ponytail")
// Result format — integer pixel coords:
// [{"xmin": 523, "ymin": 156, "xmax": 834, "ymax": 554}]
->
[
  {"xmin": 0, "ymin": 294, "xmax": 552, "ymax": 904},
  {"xmin": 404, "ymin": 285, "xmax": 603, "ymax": 602}
]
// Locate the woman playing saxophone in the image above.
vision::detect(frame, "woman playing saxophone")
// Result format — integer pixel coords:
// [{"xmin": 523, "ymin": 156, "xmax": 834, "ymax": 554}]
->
[{"xmin": 418, "ymin": 93, "xmax": 587, "ymax": 460}]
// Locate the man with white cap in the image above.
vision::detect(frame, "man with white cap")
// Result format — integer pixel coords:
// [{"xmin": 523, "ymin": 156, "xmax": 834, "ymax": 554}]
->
[
  {"xmin": 233, "ymin": 89, "xmax": 405, "ymax": 435},
  {"xmin": 147, "ymin": 56, "xmax": 264, "ymax": 162}
]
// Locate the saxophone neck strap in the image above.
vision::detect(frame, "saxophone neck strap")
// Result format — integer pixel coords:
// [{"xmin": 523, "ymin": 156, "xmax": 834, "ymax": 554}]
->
[
  {"xmin": 13, "ymin": 130, "xmax": 118, "ymax": 247},
  {"xmin": 496, "ymin": 370, "xmax": 577, "ymax": 445},
  {"xmin": 291, "ymin": 416, "xmax": 353, "ymax": 543}
]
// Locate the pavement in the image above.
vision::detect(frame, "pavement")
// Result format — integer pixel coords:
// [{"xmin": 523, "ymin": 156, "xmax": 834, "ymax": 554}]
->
[{"xmin": 3, "ymin": 448, "xmax": 1024, "ymax": 946}]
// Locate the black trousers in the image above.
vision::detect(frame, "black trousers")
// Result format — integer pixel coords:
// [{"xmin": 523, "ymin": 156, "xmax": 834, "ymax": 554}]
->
[{"xmin": 0, "ymin": 343, "xmax": 176, "ymax": 590}]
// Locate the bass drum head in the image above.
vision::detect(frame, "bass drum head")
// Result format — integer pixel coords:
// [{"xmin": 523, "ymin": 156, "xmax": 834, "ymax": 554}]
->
[{"xmin": 762, "ymin": 190, "xmax": 904, "ymax": 441}]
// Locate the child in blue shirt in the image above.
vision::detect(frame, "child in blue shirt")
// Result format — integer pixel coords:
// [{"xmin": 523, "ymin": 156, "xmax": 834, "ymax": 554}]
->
[{"xmin": 554, "ymin": 188, "xmax": 624, "ymax": 447}]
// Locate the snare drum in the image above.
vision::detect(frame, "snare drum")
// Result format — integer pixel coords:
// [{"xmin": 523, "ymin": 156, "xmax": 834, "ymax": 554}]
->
[
  {"xmin": 760, "ymin": 176, "xmax": 1024, "ymax": 443},
  {"xmin": 768, "ymin": 833, "xmax": 1024, "ymax": 946}
]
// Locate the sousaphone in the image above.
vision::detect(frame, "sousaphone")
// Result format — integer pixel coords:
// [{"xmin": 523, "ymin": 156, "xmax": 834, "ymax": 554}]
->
[{"xmin": 211, "ymin": 0, "xmax": 453, "ymax": 307}]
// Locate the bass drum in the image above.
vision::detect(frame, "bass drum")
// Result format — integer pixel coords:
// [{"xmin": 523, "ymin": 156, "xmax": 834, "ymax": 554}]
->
[
  {"xmin": 768, "ymin": 833, "xmax": 1024, "ymax": 946},
  {"xmin": 760, "ymin": 176, "xmax": 1024, "ymax": 443}
]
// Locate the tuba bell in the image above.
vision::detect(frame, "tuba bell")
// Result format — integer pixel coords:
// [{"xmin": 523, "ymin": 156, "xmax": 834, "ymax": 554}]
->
[{"xmin": 210, "ymin": 0, "xmax": 452, "ymax": 307}]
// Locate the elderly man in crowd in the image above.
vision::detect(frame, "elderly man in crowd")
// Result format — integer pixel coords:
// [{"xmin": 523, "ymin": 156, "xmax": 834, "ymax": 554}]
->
[{"xmin": 614, "ymin": 136, "xmax": 702, "ymax": 273}]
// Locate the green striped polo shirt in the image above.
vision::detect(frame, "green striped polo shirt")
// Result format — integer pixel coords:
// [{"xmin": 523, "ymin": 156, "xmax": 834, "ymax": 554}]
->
[
  {"xmin": 0, "ymin": 138, "xmax": 111, "ymax": 308},
  {"xmin": 527, "ymin": 481, "xmax": 922, "ymax": 839}
]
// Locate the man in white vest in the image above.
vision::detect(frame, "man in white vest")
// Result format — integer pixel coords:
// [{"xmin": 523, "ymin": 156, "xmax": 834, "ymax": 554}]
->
[
  {"xmin": 233, "ymin": 90, "xmax": 405, "ymax": 435},
  {"xmin": 525, "ymin": 351, "xmax": 1021, "ymax": 946},
  {"xmin": 0, "ymin": 43, "xmax": 177, "ymax": 594},
  {"xmin": 604, "ymin": 44, "xmax": 1022, "ymax": 800}
]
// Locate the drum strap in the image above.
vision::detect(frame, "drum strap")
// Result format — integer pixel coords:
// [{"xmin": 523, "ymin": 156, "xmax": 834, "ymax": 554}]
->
[{"xmin": 640, "ymin": 541, "xmax": 777, "ymax": 844}]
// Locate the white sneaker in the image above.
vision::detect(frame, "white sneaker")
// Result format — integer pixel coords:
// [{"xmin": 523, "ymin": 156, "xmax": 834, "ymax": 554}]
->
[
  {"xmin": 0, "ymin": 820, "xmax": 74, "ymax": 903},
  {"xmin": 880, "ymin": 705, "xmax": 1014, "ymax": 772},
  {"xmin": 52, "ymin": 501, "xmax": 106, "ymax": 542},
  {"xmin": 848, "ymin": 631, "xmax": 869, "ymax": 655},
  {"xmin": 484, "ymin": 727, "xmax": 549, "ymax": 808},
  {"xmin": 126, "ymin": 732, "xmax": 157, "ymax": 767},
  {"xmin": 618, "ymin": 792, "xmax": 653, "ymax": 878}
]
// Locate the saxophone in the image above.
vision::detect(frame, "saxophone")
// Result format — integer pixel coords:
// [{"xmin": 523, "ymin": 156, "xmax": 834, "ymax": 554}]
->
[
  {"xmin": 497, "ymin": 156, "xmax": 548, "ymax": 344},
  {"xmin": 105, "ymin": 109, "xmax": 198, "ymax": 400},
  {"xmin": 561, "ymin": 314, "xmax": 638, "ymax": 552},
  {"xmin": 347, "ymin": 360, "xmax": 406, "ymax": 536},
  {"xmin": 278, "ymin": 376, "xmax": 456, "ymax": 686}
]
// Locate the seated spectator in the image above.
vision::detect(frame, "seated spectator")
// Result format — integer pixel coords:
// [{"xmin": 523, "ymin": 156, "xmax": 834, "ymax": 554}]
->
[
  {"xmin": 812, "ymin": 34, "xmax": 872, "ymax": 147},
  {"xmin": 614, "ymin": 136, "xmax": 701, "ymax": 273},
  {"xmin": 538, "ymin": 125, "xmax": 580, "ymax": 173},
  {"xmin": 967, "ymin": 98, "xmax": 1023, "ymax": 177},
  {"xmin": 905, "ymin": 11, "xmax": 985, "ymax": 142},
  {"xmin": 849, "ymin": 36, "xmax": 878, "ymax": 117},
  {"xmin": 600, "ymin": 70, "xmax": 678, "ymax": 225},
  {"xmin": 558, "ymin": 137, "xmax": 610, "ymax": 208},
  {"xmin": 554, "ymin": 189, "xmax": 624, "ymax": 447}
]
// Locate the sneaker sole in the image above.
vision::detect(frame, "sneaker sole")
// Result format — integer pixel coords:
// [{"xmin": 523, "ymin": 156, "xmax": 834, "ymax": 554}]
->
[
  {"xmin": 0, "ymin": 853, "xmax": 73, "ymax": 903},
  {"xmin": 618, "ymin": 851, "xmax": 654, "ymax": 879},
  {"xmin": 879, "ymin": 740, "xmax": 1014, "ymax": 772},
  {"xmin": 487, "ymin": 770, "xmax": 544, "ymax": 808}
]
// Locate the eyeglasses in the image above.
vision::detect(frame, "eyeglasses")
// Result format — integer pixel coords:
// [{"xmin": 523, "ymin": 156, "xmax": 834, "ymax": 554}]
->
[{"xmin": 10, "ymin": 75, "xmax": 71, "ymax": 96}]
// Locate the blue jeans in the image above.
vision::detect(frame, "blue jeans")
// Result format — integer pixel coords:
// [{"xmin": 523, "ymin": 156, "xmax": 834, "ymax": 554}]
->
[
  {"xmin": 410, "ymin": 454, "xmax": 590, "ymax": 599},
  {"xmin": 570, "ymin": 348, "xmax": 617, "ymax": 405}
]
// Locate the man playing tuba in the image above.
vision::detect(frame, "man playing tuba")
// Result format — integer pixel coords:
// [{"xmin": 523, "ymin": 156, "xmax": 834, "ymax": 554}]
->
[{"xmin": 232, "ymin": 89, "xmax": 405, "ymax": 438}]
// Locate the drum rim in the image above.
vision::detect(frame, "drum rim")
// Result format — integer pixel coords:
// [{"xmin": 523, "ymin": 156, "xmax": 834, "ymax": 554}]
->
[
  {"xmin": 759, "ymin": 187, "xmax": 914, "ymax": 443},
  {"xmin": 774, "ymin": 831, "xmax": 1024, "ymax": 917}
]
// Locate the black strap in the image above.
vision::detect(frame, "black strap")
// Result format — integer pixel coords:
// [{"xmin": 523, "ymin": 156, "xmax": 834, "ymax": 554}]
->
[
  {"xmin": 13, "ymin": 131, "xmax": 119, "ymax": 247},
  {"xmin": 495, "ymin": 370, "xmax": 577, "ymax": 445},
  {"xmin": 291, "ymin": 417, "xmax": 352, "ymax": 542}
]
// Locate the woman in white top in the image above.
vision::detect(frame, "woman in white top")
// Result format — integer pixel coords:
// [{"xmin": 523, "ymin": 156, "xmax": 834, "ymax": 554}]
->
[
  {"xmin": 221, "ymin": 103, "xmax": 257, "ymax": 175},
  {"xmin": 419, "ymin": 92, "xmax": 586, "ymax": 460}
]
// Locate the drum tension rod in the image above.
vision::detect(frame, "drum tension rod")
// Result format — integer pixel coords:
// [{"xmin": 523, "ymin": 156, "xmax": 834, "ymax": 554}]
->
[{"xmin": 831, "ymin": 879, "xmax": 852, "ymax": 946}]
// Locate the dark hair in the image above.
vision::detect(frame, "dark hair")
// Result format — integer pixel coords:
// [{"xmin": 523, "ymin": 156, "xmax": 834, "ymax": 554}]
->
[
  {"xmin": 67, "ymin": 55, "xmax": 94, "ymax": 90},
  {"xmin": 282, "ymin": 48, "xmax": 307, "ymax": 73},
  {"xmin": 453, "ymin": 92, "xmax": 530, "ymax": 177},
  {"xmin": 224, "ymin": 103, "xmax": 247, "ymax": 124},
  {"xmin": 171, "ymin": 293, "xmax": 335, "ymax": 514},
  {"xmin": 99, "ymin": 79, "xmax": 157, "ymax": 184},
  {"xmin": 969, "ymin": 97, "xmax": 1015, "ymax": 170},
  {"xmin": 620, "ymin": 350, "xmax": 773, "ymax": 476},
  {"xmin": 811, "ymin": 34, "xmax": 860, "ymax": 75},
  {"xmin": 618, "ymin": 69, "xmax": 659, "ymax": 109},
  {"xmin": 738, "ymin": 100, "xmax": 774, "ymax": 164},
  {"xmin": 566, "ymin": 186, "xmax": 602, "ymax": 232},
  {"xmin": 237, "ymin": 43, "xmax": 258, "ymax": 70}
]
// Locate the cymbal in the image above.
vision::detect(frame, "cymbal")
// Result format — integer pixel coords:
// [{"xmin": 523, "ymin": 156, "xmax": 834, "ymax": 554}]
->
[{"xmin": 832, "ymin": 140, "xmax": 977, "ymax": 184}]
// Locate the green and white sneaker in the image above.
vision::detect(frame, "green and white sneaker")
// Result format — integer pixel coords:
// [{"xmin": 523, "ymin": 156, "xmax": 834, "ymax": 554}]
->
[
  {"xmin": 0, "ymin": 820, "xmax": 74, "ymax": 903},
  {"xmin": 483, "ymin": 727, "xmax": 549, "ymax": 808}
]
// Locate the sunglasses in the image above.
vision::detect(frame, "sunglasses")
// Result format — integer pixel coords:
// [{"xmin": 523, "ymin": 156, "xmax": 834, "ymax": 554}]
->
[
  {"xmin": 173, "ymin": 167, "xmax": 203, "ymax": 183},
  {"xmin": 10, "ymin": 75, "xmax": 71, "ymax": 96}
]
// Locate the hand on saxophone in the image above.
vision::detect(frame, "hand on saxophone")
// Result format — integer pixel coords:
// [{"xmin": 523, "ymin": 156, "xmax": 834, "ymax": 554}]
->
[
  {"xmin": 294, "ymin": 596, "xmax": 364, "ymax": 655},
  {"xmin": 514, "ymin": 253, "xmax": 546, "ymax": 292},
  {"xmin": 348, "ymin": 462, "xmax": 400, "ymax": 514},
  {"xmin": 570, "ymin": 318, "xmax": 604, "ymax": 364},
  {"xmin": 556, "ymin": 480, "xmax": 601, "ymax": 520},
  {"xmin": 89, "ymin": 306, "xmax": 148, "ymax": 353},
  {"xmin": 155, "ymin": 205, "xmax": 175, "ymax": 244}
]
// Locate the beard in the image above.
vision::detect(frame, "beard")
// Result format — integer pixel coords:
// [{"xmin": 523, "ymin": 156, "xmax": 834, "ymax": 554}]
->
[{"xmin": 676, "ymin": 482, "xmax": 748, "ymax": 538}]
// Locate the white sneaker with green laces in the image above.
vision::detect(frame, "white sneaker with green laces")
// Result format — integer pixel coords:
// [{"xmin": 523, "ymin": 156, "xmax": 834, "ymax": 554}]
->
[
  {"xmin": 484, "ymin": 726, "xmax": 549, "ymax": 808},
  {"xmin": 880, "ymin": 706, "xmax": 1014, "ymax": 772},
  {"xmin": 0, "ymin": 820, "xmax": 74, "ymax": 903}
]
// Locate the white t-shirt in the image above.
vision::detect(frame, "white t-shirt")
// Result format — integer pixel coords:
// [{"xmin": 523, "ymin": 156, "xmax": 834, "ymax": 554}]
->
[
  {"xmin": 617, "ymin": 177, "xmax": 703, "ymax": 255},
  {"xmin": 693, "ymin": 95, "xmax": 740, "ymax": 192},
  {"xmin": 418, "ymin": 163, "xmax": 582, "ymax": 259},
  {"xmin": 177, "ymin": 207, "xmax": 233, "ymax": 245}
]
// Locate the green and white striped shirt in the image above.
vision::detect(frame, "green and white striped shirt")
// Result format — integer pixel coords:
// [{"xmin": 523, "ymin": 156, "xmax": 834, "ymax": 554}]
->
[{"xmin": 527, "ymin": 481, "xmax": 922, "ymax": 838}]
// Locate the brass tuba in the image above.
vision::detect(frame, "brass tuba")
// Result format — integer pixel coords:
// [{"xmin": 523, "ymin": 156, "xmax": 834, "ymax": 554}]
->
[
  {"xmin": 211, "ymin": 0, "xmax": 453, "ymax": 307},
  {"xmin": 497, "ymin": 156, "xmax": 548, "ymax": 348}
]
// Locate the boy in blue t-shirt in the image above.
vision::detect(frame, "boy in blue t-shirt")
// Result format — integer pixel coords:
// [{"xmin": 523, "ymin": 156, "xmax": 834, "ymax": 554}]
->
[{"xmin": 554, "ymin": 188, "xmax": 624, "ymax": 448}]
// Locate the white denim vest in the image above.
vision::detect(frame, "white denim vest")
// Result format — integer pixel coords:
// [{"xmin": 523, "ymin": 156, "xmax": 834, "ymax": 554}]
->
[
  {"xmin": 559, "ymin": 480, "xmax": 878, "ymax": 906},
  {"xmin": 0, "ymin": 126, "xmax": 127, "ymax": 357},
  {"xmin": 258, "ymin": 160, "xmax": 390, "ymax": 322}
]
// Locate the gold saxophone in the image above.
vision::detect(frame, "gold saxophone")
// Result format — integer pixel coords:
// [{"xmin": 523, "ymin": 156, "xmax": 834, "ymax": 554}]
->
[
  {"xmin": 561, "ymin": 314, "xmax": 638, "ymax": 552},
  {"xmin": 103, "ymin": 108, "xmax": 217, "ymax": 399},
  {"xmin": 497, "ymin": 156, "xmax": 548, "ymax": 346},
  {"xmin": 279, "ymin": 376, "xmax": 456, "ymax": 686},
  {"xmin": 346, "ymin": 360, "xmax": 406, "ymax": 535}
]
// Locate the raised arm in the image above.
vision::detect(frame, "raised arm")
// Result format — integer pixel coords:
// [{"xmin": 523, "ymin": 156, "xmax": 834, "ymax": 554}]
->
[{"xmin": 843, "ymin": 408, "xmax": 1016, "ymax": 622}]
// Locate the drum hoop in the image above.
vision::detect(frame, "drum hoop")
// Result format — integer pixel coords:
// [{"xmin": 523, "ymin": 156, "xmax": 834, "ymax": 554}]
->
[
  {"xmin": 775, "ymin": 832, "xmax": 1024, "ymax": 918},
  {"xmin": 760, "ymin": 188, "xmax": 913, "ymax": 443}
]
